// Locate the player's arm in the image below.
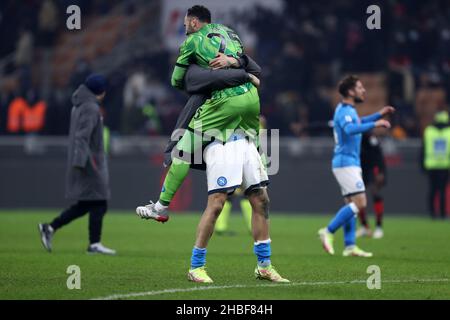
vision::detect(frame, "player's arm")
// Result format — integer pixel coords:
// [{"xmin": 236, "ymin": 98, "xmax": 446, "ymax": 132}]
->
[
  {"xmin": 238, "ymin": 54, "xmax": 262, "ymax": 78},
  {"xmin": 184, "ymin": 64, "xmax": 251, "ymax": 94},
  {"xmin": 171, "ymin": 37, "xmax": 196, "ymax": 89},
  {"xmin": 209, "ymin": 53, "xmax": 261, "ymax": 77},
  {"xmin": 341, "ymin": 113, "xmax": 390, "ymax": 135},
  {"xmin": 185, "ymin": 54, "xmax": 261, "ymax": 94},
  {"xmin": 361, "ymin": 106, "xmax": 395, "ymax": 123},
  {"xmin": 361, "ymin": 112, "xmax": 382, "ymax": 123}
]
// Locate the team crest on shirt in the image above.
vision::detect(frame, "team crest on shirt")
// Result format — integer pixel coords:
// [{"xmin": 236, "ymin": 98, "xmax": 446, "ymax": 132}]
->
[
  {"xmin": 217, "ymin": 176, "xmax": 227, "ymax": 187},
  {"xmin": 356, "ymin": 181, "xmax": 364, "ymax": 189}
]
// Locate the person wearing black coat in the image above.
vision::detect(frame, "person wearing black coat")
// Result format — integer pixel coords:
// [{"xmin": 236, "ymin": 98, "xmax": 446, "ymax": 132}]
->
[{"xmin": 38, "ymin": 74, "xmax": 115, "ymax": 255}]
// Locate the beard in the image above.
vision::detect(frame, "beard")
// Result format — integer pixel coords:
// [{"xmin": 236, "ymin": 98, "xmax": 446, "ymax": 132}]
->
[{"xmin": 354, "ymin": 96, "xmax": 364, "ymax": 103}]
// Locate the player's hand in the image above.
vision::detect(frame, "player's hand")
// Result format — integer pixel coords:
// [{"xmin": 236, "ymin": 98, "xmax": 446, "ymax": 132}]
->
[
  {"xmin": 375, "ymin": 119, "xmax": 391, "ymax": 129},
  {"xmin": 248, "ymin": 73, "xmax": 260, "ymax": 87},
  {"xmin": 380, "ymin": 106, "xmax": 395, "ymax": 116},
  {"xmin": 209, "ymin": 53, "xmax": 239, "ymax": 69}
]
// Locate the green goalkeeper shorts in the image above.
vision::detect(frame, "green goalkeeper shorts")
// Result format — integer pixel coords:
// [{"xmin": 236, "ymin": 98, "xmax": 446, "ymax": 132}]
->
[{"xmin": 175, "ymin": 85, "xmax": 260, "ymax": 157}]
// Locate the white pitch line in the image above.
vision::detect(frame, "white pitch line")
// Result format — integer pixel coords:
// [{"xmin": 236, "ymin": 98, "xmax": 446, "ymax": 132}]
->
[{"xmin": 92, "ymin": 278, "xmax": 449, "ymax": 300}]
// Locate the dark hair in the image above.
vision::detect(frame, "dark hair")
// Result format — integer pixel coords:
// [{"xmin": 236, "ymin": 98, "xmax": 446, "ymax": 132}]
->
[
  {"xmin": 187, "ymin": 5, "xmax": 211, "ymax": 23},
  {"xmin": 338, "ymin": 75, "xmax": 359, "ymax": 97}
]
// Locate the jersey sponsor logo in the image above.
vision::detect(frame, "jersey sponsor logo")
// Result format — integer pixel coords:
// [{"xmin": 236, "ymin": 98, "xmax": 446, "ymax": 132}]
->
[
  {"xmin": 217, "ymin": 176, "xmax": 228, "ymax": 187},
  {"xmin": 345, "ymin": 115, "xmax": 352, "ymax": 122}
]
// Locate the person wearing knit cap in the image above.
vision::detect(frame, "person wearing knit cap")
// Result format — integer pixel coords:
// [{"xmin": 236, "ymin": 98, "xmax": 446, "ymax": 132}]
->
[
  {"xmin": 85, "ymin": 73, "xmax": 107, "ymax": 96},
  {"xmin": 38, "ymin": 74, "xmax": 116, "ymax": 255}
]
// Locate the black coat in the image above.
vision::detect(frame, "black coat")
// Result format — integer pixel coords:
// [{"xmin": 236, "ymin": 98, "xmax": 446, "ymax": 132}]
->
[{"xmin": 65, "ymin": 85, "xmax": 110, "ymax": 201}]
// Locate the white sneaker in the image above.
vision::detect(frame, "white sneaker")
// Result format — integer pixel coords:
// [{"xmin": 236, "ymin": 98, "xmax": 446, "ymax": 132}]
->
[
  {"xmin": 136, "ymin": 201, "xmax": 169, "ymax": 223},
  {"xmin": 87, "ymin": 243, "xmax": 116, "ymax": 255},
  {"xmin": 373, "ymin": 227, "xmax": 384, "ymax": 239},
  {"xmin": 318, "ymin": 228, "xmax": 335, "ymax": 255},
  {"xmin": 342, "ymin": 246, "xmax": 373, "ymax": 257},
  {"xmin": 356, "ymin": 227, "xmax": 372, "ymax": 238}
]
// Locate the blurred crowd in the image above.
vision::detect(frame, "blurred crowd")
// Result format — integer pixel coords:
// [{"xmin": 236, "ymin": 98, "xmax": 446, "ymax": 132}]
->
[{"xmin": 0, "ymin": 0, "xmax": 449, "ymax": 138}]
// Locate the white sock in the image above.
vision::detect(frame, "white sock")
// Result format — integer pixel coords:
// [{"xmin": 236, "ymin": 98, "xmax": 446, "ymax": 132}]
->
[{"xmin": 349, "ymin": 202, "xmax": 359, "ymax": 214}]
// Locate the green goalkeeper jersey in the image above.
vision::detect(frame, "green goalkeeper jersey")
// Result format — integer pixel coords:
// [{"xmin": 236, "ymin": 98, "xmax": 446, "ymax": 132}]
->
[{"xmin": 171, "ymin": 23, "xmax": 252, "ymax": 99}]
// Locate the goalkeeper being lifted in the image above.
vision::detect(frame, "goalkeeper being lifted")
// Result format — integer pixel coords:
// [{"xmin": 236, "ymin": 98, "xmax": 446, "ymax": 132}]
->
[{"xmin": 136, "ymin": 5, "xmax": 261, "ymax": 222}]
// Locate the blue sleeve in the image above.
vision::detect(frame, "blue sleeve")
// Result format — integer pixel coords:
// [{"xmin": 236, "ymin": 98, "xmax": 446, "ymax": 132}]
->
[
  {"xmin": 338, "ymin": 109, "xmax": 376, "ymax": 135},
  {"xmin": 361, "ymin": 112, "xmax": 382, "ymax": 123},
  {"xmin": 343, "ymin": 122, "xmax": 375, "ymax": 135}
]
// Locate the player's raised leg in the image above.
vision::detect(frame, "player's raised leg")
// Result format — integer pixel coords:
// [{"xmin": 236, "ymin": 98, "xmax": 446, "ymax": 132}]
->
[
  {"xmin": 319, "ymin": 200, "xmax": 359, "ymax": 255},
  {"xmin": 319, "ymin": 166, "xmax": 373, "ymax": 257},
  {"xmin": 136, "ymin": 128, "xmax": 201, "ymax": 222}
]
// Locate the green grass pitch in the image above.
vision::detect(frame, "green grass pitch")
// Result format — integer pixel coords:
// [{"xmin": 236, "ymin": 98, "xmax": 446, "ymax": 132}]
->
[{"xmin": 0, "ymin": 210, "xmax": 449, "ymax": 300}]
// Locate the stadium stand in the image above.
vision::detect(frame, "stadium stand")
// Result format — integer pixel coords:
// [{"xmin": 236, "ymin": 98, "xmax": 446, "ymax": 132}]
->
[{"xmin": 0, "ymin": 0, "xmax": 449, "ymax": 138}]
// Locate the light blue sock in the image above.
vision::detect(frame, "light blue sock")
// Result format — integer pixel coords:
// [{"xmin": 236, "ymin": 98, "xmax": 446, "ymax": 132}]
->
[
  {"xmin": 254, "ymin": 239, "xmax": 271, "ymax": 267},
  {"xmin": 190, "ymin": 247, "xmax": 207, "ymax": 269},
  {"xmin": 343, "ymin": 215, "xmax": 356, "ymax": 247},
  {"xmin": 327, "ymin": 203, "xmax": 359, "ymax": 233}
]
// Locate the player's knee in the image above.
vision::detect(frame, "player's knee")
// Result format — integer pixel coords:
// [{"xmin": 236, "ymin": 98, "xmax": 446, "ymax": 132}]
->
[
  {"xmin": 208, "ymin": 193, "xmax": 227, "ymax": 216},
  {"xmin": 259, "ymin": 193, "xmax": 270, "ymax": 212},
  {"xmin": 249, "ymin": 189, "xmax": 270, "ymax": 218},
  {"xmin": 355, "ymin": 198, "xmax": 367, "ymax": 211},
  {"xmin": 349, "ymin": 194, "xmax": 366, "ymax": 211}
]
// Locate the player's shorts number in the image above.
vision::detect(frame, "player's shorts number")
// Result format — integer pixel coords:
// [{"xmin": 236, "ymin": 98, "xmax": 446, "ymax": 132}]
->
[{"xmin": 193, "ymin": 107, "xmax": 203, "ymax": 120}]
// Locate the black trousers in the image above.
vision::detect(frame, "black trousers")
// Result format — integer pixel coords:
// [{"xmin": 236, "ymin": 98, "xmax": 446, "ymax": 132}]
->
[
  {"xmin": 428, "ymin": 170, "xmax": 449, "ymax": 218},
  {"xmin": 50, "ymin": 200, "xmax": 108, "ymax": 244}
]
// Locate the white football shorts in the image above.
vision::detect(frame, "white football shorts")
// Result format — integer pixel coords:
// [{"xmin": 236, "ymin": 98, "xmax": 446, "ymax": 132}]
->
[
  {"xmin": 332, "ymin": 166, "xmax": 366, "ymax": 197},
  {"xmin": 204, "ymin": 134, "xmax": 269, "ymax": 195}
]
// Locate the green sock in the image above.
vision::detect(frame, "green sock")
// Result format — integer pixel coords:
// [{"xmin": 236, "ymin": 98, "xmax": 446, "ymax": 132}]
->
[
  {"xmin": 240, "ymin": 199, "xmax": 252, "ymax": 232},
  {"xmin": 216, "ymin": 200, "xmax": 232, "ymax": 232},
  {"xmin": 159, "ymin": 159, "xmax": 190, "ymax": 206},
  {"xmin": 159, "ymin": 129, "xmax": 203, "ymax": 206}
]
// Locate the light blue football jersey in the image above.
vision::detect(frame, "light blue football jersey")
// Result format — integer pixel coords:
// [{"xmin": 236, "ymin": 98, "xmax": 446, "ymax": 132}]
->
[{"xmin": 332, "ymin": 103, "xmax": 378, "ymax": 168}]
